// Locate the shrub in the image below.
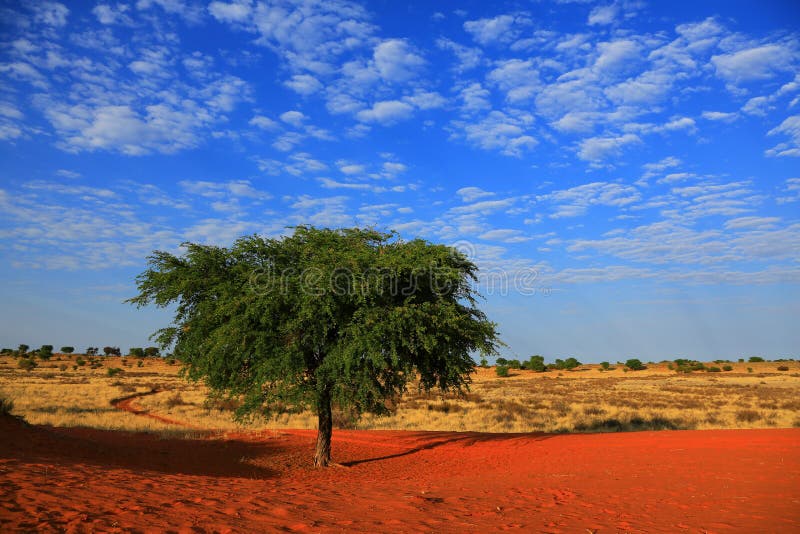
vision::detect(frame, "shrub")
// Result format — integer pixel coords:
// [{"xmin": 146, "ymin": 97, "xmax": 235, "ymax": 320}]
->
[
  {"xmin": 129, "ymin": 347, "xmax": 145, "ymax": 358},
  {"xmin": 165, "ymin": 392, "xmax": 187, "ymax": 408},
  {"xmin": 738, "ymin": 358, "xmax": 744, "ymax": 363},
  {"xmin": 479, "ymin": 358, "xmax": 488, "ymax": 368},
  {"xmin": 107, "ymin": 367, "xmax": 123, "ymax": 377},
  {"xmin": 527, "ymin": 355, "xmax": 546, "ymax": 372},
  {"xmin": 748, "ymin": 356, "xmax": 765, "ymax": 363},
  {"xmin": 625, "ymin": 358, "xmax": 645, "ymax": 371},
  {"xmin": 0, "ymin": 348, "xmax": 12, "ymax": 354},
  {"xmin": 777, "ymin": 365, "xmax": 789, "ymax": 371},
  {"xmin": 507, "ymin": 359, "xmax": 521, "ymax": 369},
  {"xmin": 103, "ymin": 346, "xmax": 121, "ymax": 356},
  {"xmin": 18, "ymin": 358, "xmax": 37, "ymax": 371},
  {"xmin": 495, "ymin": 365, "xmax": 510, "ymax": 377},
  {"xmin": 60, "ymin": 346, "xmax": 74, "ymax": 354},
  {"xmin": 496, "ymin": 357, "xmax": 508, "ymax": 366},
  {"xmin": 75, "ymin": 356, "xmax": 86, "ymax": 366},
  {"xmin": 0, "ymin": 395, "xmax": 13, "ymax": 416},
  {"xmin": 707, "ymin": 366, "xmax": 722, "ymax": 373},
  {"xmin": 736, "ymin": 410, "xmax": 761, "ymax": 423},
  {"xmin": 137, "ymin": 360, "xmax": 144, "ymax": 368},
  {"xmin": 58, "ymin": 364, "xmax": 68, "ymax": 372},
  {"xmin": 38, "ymin": 345, "xmax": 54, "ymax": 360},
  {"xmin": 144, "ymin": 346, "xmax": 160, "ymax": 358},
  {"xmin": 722, "ymin": 365, "xmax": 733, "ymax": 371},
  {"xmin": 747, "ymin": 367, "xmax": 753, "ymax": 373},
  {"xmin": 600, "ymin": 361, "xmax": 610, "ymax": 370},
  {"xmin": 86, "ymin": 347, "xmax": 98, "ymax": 356},
  {"xmin": 167, "ymin": 358, "xmax": 177, "ymax": 365}
]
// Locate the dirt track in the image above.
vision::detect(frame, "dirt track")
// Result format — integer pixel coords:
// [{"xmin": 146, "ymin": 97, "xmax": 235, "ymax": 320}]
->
[{"xmin": 0, "ymin": 392, "xmax": 798, "ymax": 532}]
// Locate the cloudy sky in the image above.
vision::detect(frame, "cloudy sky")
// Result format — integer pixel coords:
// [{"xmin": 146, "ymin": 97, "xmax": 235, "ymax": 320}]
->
[{"xmin": 1, "ymin": 0, "xmax": 799, "ymax": 361}]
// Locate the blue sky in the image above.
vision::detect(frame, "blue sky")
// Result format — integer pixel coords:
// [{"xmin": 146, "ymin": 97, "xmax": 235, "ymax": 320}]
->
[{"xmin": 1, "ymin": 0, "xmax": 799, "ymax": 362}]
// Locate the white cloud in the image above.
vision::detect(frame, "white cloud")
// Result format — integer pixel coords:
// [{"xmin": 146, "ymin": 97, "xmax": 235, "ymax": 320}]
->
[
  {"xmin": 279, "ymin": 110, "xmax": 307, "ymax": 127},
  {"xmin": 452, "ymin": 111, "xmax": 537, "ymax": 157},
  {"xmin": 382, "ymin": 162, "xmax": 407, "ymax": 174},
  {"xmin": 578, "ymin": 133, "xmax": 640, "ymax": 161},
  {"xmin": 478, "ymin": 229, "xmax": 532, "ymax": 243},
  {"xmin": 463, "ymin": 14, "xmax": 530, "ymax": 46},
  {"xmin": 541, "ymin": 182, "xmax": 641, "ymax": 218},
  {"xmin": 456, "ymin": 187, "xmax": 495, "ymax": 202},
  {"xmin": 712, "ymin": 44, "xmax": 796, "ymax": 84},
  {"xmin": 208, "ymin": 0, "xmax": 252, "ymax": 23},
  {"xmin": 249, "ymin": 115, "xmax": 278, "ymax": 130},
  {"xmin": 284, "ymin": 74, "xmax": 323, "ymax": 95},
  {"xmin": 92, "ymin": 4, "xmax": 133, "ymax": 25},
  {"xmin": 337, "ymin": 161, "xmax": 365, "ymax": 175},
  {"xmin": 488, "ymin": 59, "xmax": 540, "ymax": 102},
  {"xmin": 32, "ymin": 2, "xmax": 70, "ymax": 27},
  {"xmin": 373, "ymin": 39, "xmax": 425, "ymax": 82},
  {"xmin": 436, "ymin": 38, "xmax": 482, "ymax": 72},
  {"xmin": 356, "ymin": 100, "xmax": 414, "ymax": 124},
  {"xmin": 587, "ymin": 4, "xmax": 618, "ymax": 26},
  {"xmin": 766, "ymin": 115, "xmax": 800, "ymax": 157},
  {"xmin": 702, "ymin": 111, "xmax": 738, "ymax": 122}
]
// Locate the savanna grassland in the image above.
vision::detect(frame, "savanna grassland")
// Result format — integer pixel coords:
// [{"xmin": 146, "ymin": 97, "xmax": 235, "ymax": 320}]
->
[{"xmin": 2, "ymin": 353, "xmax": 798, "ymax": 434}]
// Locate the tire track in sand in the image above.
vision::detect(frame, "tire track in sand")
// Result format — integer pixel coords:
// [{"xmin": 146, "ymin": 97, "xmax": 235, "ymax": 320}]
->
[{"xmin": 111, "ymin": 390, "xmax": 204, "ymax": 429}]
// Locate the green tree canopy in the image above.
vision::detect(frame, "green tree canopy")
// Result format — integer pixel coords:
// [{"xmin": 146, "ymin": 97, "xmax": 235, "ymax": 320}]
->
[{"xmin": 129, "ymin": 227, "xmax": 500, "ymax": 466}]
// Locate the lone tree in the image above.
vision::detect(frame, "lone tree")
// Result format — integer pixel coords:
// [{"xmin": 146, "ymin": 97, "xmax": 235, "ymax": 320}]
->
[{"xmin": 129, "ymin": 227, "xmax": 499, "ymax": 466}]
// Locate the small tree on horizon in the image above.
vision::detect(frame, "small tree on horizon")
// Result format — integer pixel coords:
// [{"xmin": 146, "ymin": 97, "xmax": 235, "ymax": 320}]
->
[
  {"xmin": 128, "ymin": 227, "xmax": 500, "ymax": 467},
  {"xmin": 60, "ymin": 346, "xmax": 74, "ymax": 354}
]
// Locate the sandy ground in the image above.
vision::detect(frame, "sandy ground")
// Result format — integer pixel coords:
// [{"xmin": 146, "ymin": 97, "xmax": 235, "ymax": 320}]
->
[{"xmin": 1, "ymin": 394, "xmax": 798, "ymax": 533}]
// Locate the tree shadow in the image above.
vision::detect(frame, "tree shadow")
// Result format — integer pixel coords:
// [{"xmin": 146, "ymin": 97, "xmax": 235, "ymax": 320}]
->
[
  {"xmin": 341, "ymin": 430, "xmax": 557, "ymax": 467},
  {"xmin": 0, "ymin": 416, "xmax": 283, "ymax": 479}
]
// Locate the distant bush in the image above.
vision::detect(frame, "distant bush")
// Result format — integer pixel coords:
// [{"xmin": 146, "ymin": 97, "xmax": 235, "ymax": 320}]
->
[
  {"xmin": 38, "ymin": 345, "xmax": 53, "ymax": 360},
  {"xmin": 85, "ymin": 347, "xmax": 98, "ymax": 356},
  {"xmin": 107, "ymin": 367, "xmax": 123, "ymax": 377},
  {"xmin": 165, "ymin": 392, "xmax": 187, "ymax": 408},
  {"xmin": 496, "ymin": 357, "xmax": 508, "ymax": 366},
  {"xmin": 479, "ymin": 358, "xmax": 488, "ymax": 368},
  {"xmin": 495, "ymin": 365, "xmax": 510, "ymax": 377},
  {"xmin": 507, "ymin": 359, "xmax": 521, "ymax": 369},
  {"xmin": 674, "ymin": 359, "xmax": 705, "ymax": 373},
  {"xmin": 75, "ymin": 356, "xmax": 86, "ymax": 366},
  {"xmin": 103, "ymin": 346, "xmax": 121, "ymax": 356},
  {"xmin": 137, "ymin": 360, "xmax": 144, "ymax": 368},
  {"xmin": 551, "ymin": 357, "xmax": 581, "ymax": 370},
  {"xmin": 707, "ymin": 366, "xmax": 722, "ymax": 373},
  {"xmin": 747, "ymin": 367, "xmax": 753, "ymax": 373},
  {"xmin": 722, "ymin": 365, "xmax": 733, "ymax": 372},
  {"xmin": 60, "ymin": 346, "xmax": 74, "ymax": 354},
  {"xmin": 748, "ymin": 356, "xmax": 765, "ymax": 363},
  {"xmin": 527, "ymin": 355, "xmax": 546, "ymax": 372},
  {"xmin": 600, "ymin": 361, "xmax": 610, "ymax": 371},
  {"xmin": 144, "ymin": 346, "xmax": 160, "ymax": 358},
  {"xmin": 167, "ymin": 358, "xmax": 177, "ymax": 365},
  {"xmin": 18, "ymin": 358, "xmax": 37, "ymax": 371},
  {"xmin": 736, "ymin": 409, "xmax": 762, "ymax": 423},
  {"xmin": 0, "ymin": 395, "xmax": 13, "ymax": 416},
  {"xmin": 625, "ymin": 359, "xmax": 645, "ymax": 371},
  {"xmin": 58, "ymin": 364, "xmax": 68, "ymax": 372},
  {"xmin": 777, "ymin": 365, "xmax": 789, "ymax": 371}
]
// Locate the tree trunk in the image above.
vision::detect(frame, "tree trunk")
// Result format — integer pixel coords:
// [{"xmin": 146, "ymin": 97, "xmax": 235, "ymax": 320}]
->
[{"xmin": 314, "ymin": 387, "xmax": 333, "ymax": 467}]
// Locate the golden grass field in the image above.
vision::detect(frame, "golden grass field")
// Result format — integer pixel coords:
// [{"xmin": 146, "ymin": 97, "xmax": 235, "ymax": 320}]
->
[{"xmin": 1, "ymin": 354, "xmax": 798, "ymax": 434}]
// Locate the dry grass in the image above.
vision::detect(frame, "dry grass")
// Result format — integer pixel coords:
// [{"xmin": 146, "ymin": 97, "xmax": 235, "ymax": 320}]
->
[{"xmin": 1, "ymin": 355, "xmax": 798, "ymax": 434}]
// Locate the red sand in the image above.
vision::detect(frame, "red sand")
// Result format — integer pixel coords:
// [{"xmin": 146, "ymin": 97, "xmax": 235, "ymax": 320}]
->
[{"xmin": 1, "ymin": 400, "xmax": 798, "ymax": 533}]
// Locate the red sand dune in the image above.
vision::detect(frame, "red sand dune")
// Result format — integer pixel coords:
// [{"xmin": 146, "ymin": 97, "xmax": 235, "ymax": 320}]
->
[{"xmin": 1, "ymin": 399, "xmax": 798, "ymax": 533}]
